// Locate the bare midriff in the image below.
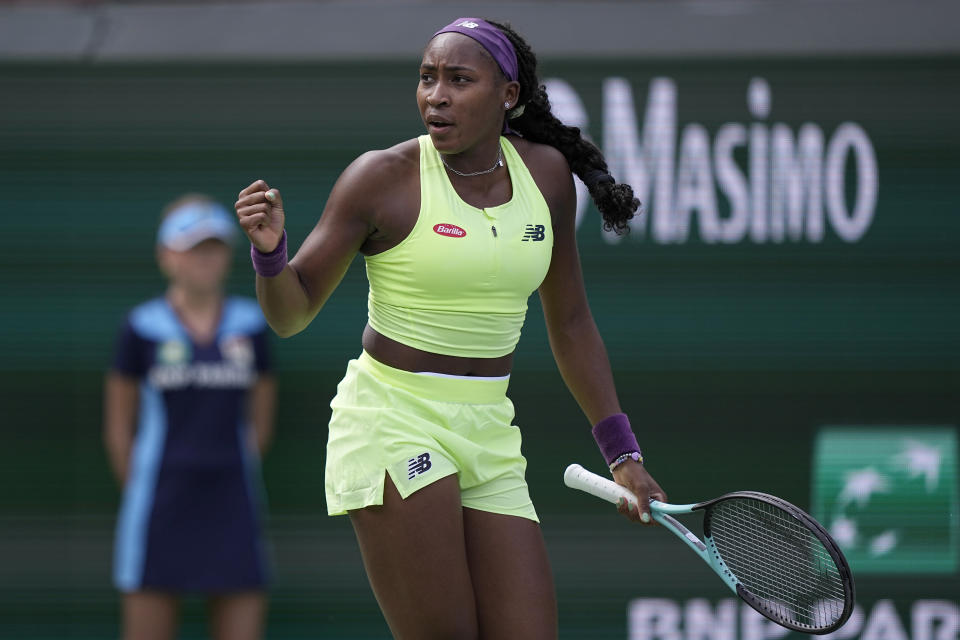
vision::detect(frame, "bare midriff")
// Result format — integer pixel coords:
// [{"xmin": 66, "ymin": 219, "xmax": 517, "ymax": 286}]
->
[{"xmin": 362, "ymin": 324, "xmax": 514, "ymax": 377}]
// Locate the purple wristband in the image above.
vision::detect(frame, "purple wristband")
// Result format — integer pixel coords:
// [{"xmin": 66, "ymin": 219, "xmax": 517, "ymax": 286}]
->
[
  {"xmin": 592, "ymin": 413, "xmax": 640, "ymax": 465},
  {"xmin": 250, "ymin": 230, "xmax": 287, "ymax": 277}
]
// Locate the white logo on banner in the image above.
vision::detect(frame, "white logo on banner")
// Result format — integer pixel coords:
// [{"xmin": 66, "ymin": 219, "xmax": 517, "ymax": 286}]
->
[
  {"xmin": 545, "ymin": 76, "xmax": 879, "ymax": 245},
  {"xmin": 628, "ymin": 599, "xmax": 958, "ymax": 640},
  {"xmin": 829, "ymin": 440, "xmax": 946, "ymax": 557}
]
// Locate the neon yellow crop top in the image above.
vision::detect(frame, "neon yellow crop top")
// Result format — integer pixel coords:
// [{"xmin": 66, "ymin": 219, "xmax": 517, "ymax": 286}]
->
[{"xmin": 364, "ymin": 135, "xmax": 554, "ymax": 358}]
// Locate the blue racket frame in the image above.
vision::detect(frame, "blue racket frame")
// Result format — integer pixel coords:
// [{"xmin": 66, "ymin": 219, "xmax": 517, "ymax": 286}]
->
[{"xmin": 649, "ymin": 499, "xmax": 740, "ymax": 592}]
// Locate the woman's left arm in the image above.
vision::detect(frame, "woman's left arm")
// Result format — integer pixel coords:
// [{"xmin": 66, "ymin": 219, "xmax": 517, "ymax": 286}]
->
[
  {"xmin": 536, "ymin": 151, "xmax": 665, "ymax": 523},
  {"xmin": 536, "ymin": 153, "xmax": 619, "ymax": 424},
  {"xmin": 539, "ymin": 213, "xmax": 620, "ymax": 425}
]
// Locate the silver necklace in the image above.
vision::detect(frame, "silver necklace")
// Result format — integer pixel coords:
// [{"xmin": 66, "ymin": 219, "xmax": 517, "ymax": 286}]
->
[{"xmin": 441, "ymin": 145, "xmax": 503, "ymax": 177}]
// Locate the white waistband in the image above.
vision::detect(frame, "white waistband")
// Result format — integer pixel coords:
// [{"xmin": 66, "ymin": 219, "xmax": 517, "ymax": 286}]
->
[{"xmin": 414, "ymin": 370, "xmax": 511, "ymax": 381}]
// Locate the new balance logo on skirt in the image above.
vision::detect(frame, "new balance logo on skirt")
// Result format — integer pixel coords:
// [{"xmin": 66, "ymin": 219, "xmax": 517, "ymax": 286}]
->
[
  {"xmin": 522, "ymin": 224, "xmax": 545, "ymax": 241},
  {"xmin": 408, "ymin": 453, "xmax": 432, "ymax": 479}
]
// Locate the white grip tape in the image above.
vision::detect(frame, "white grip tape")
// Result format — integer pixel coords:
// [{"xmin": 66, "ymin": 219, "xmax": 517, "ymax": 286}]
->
[{"xmin": 563, "ymin": 463, "xmax": 637, "ymax": 506}]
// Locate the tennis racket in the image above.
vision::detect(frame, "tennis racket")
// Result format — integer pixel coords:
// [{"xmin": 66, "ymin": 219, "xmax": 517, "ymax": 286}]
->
[{"xmin": 563, "ymin": 463, "xmax": 855, "ymax": 635}]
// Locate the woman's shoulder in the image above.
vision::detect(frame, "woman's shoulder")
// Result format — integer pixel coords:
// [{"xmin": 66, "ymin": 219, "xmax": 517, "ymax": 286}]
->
[
  {"xmin": 122, "ymin": 297, "xmax": 177, "ymax": 342},
  {"xmin": 127, "ymin": 296, "xmax": 169, "ymax": 325},
  {"xmin": 507, "ymin": 135, "xmax": 570, "ymax": 174},
  {"xmin": 345, "ymin": 138, "xmax": 421, "ymax": 184},
  {"xmin": 506, "ymin": 136, "xmax": 574, "ymax": 209},
  {"xmin": 326, "ymin": 137, "xmax": 421, "ymax": 229}
]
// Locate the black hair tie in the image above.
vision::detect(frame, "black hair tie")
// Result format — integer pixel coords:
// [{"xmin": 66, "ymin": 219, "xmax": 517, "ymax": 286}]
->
[{"xmin": 583, "ymin": 169, "xmax": 615, "ymax": 189}]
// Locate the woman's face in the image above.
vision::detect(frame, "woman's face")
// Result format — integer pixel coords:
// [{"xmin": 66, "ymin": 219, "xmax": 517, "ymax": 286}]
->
[
  {"xmin": 417, "ymin": 33, "xmax": 518, "ymax": 154},
  {"xmin": 158, "ymin": 238, "xmax": 232, "ymax": 294}
]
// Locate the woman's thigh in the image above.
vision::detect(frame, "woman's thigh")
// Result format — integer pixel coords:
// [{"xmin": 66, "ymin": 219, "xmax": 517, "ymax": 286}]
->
[
  {"xmin": 463, "ymin": 508, "xmax": 558, "ymax": 640},
  {"xmin": 349, "ymin": 473, "xmax": 479, "ymax": 640},
  {"xmin": 207, "ymin": 592, "xmax": 267, "ymax": 640},
  {"xmin": 122, "ymin": 591, "xmax": 179, "ymax": 640}
]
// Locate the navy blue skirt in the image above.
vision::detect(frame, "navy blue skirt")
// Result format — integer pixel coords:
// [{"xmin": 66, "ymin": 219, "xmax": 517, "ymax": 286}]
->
[{"xmin": 114, "ymin": 462, "xmax": 268, "ymax": 593}]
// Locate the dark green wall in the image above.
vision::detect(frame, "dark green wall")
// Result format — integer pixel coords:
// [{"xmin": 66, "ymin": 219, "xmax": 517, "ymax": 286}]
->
[{"xmin": 0, "ymin": 59, "xmax": 956, "ymax": 639}]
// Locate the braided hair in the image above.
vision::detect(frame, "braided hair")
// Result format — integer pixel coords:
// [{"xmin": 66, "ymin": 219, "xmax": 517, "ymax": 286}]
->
[{"xmin": 485, "ymin": 19, "xmax": 639, "ymax": 235}]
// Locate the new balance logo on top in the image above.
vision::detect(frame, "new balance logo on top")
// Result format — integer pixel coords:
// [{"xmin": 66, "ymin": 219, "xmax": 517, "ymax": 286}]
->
[
  {"xmin": 407, "ymin": 453, "xmax": 432, "ymax": 479},
  {"xmin": 522, "ymin": 224, "xmax": 546, "ymax": 241}
]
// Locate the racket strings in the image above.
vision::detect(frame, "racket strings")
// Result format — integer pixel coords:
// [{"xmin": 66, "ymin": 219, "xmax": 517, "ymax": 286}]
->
[{"xmin": 707, "ymin": 498, "xmax": 846, "ymax": 629}]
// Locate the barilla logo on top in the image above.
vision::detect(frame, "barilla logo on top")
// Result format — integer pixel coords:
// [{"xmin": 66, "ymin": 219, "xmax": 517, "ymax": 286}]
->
[{"xmin": 433, "ymin": 223, "xmax": 467, "ymax": 238}]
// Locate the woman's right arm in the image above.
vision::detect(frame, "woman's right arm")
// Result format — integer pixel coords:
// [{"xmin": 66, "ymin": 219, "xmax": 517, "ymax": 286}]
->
[
  {"xmin": 235, "ymin": 152, "xmax": 398, "ymax": 337},
  {"xmin": 103, "ymin": 373, "xmax": 139, "ymax": 485}
]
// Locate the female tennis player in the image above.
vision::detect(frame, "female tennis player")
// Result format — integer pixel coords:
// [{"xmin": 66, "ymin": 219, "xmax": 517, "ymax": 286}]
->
[
  {"xmin": 104, "ymin": 195, "xmax": 276, "ymax": 640},
  {"xmin": 236, "ymin": 17, "xmax": 665, "ymax": 639}
]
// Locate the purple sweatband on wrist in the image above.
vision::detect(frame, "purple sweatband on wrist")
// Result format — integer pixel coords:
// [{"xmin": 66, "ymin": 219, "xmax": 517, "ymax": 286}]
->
[
  {"xmin": 250, "ymin": 230, "xmax": 287, "ymax": 277},
  {"xmin": 592, "ymin": 413, "xmax": 640, "ymax": 466}
]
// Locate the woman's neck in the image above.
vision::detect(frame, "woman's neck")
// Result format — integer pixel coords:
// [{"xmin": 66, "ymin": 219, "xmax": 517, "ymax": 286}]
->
[{"xmin": 166, "ymin": 285, "xmax": 223, "ymax": 344}]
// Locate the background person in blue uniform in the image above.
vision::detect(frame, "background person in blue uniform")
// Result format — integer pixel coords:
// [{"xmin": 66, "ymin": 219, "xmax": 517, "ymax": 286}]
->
[{"xmin": 103, "ymin": 194, "xmax": 276, "ymax": 640}]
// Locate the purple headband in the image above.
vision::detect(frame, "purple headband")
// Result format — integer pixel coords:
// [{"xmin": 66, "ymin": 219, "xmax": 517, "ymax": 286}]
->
[{"xmin": 433, "ymin": 18, "xmax": 518, "ymax": 83}]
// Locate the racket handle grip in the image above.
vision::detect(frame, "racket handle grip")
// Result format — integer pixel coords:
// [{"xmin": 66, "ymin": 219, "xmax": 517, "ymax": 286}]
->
[{"xmin": 564, "ymin": 463, "xmax": 637, "ymax": 505}]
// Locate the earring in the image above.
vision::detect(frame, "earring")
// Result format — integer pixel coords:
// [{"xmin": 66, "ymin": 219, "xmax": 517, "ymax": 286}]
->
[{"xmin": 504, "ymin": 102, "xmax": 511, "ymax": 109}]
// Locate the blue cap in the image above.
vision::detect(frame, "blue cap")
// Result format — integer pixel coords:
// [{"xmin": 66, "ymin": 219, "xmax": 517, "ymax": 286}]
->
[{"xmin": 157, "ymin": 201, "xmax": 237, "ymax": 251}]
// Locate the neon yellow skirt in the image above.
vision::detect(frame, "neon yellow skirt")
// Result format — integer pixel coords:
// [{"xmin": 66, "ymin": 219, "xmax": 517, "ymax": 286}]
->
[{"xmin": 324, "ymin": 351, "xmax": 538, "ymax": 522}]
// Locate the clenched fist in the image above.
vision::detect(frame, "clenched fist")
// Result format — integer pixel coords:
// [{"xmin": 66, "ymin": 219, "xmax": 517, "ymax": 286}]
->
[{"xmin": 235, "ymin": 179, "xmax": 286, "ymax": 253}]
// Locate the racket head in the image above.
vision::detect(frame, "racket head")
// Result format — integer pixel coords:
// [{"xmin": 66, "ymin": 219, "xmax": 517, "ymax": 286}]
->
[{"xmin": 698, "ymin": 491, "xmax": 855, "ymax": 634}]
